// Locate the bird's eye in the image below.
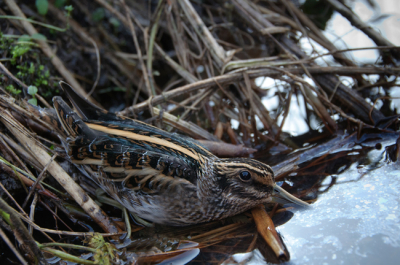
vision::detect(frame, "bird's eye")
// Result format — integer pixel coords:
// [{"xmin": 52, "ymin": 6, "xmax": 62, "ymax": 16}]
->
[{"xmin": 239, "ymin": 171, "xmax": 252, "ymax": 182}]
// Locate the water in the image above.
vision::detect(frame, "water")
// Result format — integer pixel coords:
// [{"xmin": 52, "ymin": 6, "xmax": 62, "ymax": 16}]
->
[{"xmin": 276, "ymin": 160, "xmax": 400, "ymax": 265}]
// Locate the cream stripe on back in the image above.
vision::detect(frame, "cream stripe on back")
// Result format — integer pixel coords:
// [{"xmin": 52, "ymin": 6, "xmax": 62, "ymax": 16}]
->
[
  {"xmin": 215, "ymin": 162, "xmax": 268, "ymax": 175},
  {"xmin": 87, "ymin": 123, "xmax": 200, "ymax": 161}
]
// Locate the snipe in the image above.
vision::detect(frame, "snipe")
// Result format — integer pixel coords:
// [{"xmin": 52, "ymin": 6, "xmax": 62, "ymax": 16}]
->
[{"xmin": 52, "ymin": 82, "xmax": 308, "ymax": 226}]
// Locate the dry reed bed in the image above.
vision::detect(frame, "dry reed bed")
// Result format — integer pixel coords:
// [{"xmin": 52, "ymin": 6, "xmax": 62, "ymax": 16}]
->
[{"xmin": 0, "ymin": 0, "xmax": 399, "ymax": 264}]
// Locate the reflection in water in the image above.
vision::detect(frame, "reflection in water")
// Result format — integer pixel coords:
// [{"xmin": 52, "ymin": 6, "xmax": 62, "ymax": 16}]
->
[{"xmin": 158, "ymin": 249, "xmax": 200, "ymax": 265}]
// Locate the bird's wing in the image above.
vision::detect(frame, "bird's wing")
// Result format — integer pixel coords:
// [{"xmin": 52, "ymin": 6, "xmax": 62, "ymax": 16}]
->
[
  {"xmin": 53, "ymin": 83, "xmax": 206, "ymax": 194},
  {"xmin": 58, "ymin": 81, "xmax": 214, "ymax": 159},
  {"xmin": 68, "ymin": 134, "xmax": 199, "ymax": 193}
]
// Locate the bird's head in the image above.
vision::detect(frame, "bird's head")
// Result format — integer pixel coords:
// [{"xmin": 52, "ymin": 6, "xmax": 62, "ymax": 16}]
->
[{"xmin": 206, "ymin": 158, "xmax": 308, "ymax": 211}]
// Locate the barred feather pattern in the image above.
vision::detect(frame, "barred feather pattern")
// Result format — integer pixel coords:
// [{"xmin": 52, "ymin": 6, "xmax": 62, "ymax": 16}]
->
[{"xmin": 51, "ymin": 83, "xmax": 278, "ymax": 225}]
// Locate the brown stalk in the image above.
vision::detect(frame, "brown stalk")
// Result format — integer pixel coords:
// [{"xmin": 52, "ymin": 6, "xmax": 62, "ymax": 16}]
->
[
  {"xmin": 121, "ymin": 0, "xmax": 153, "ymax": 98},
  {"xmin": 0, "ymin": 159, "xmax": 58, "ymax": 200},
  {"xmin": 0, "ymin": 227, "xmax": 28, "ymax": 265},
  {"xmin": 197, "ymin": 140, "xmax": 257, "ymax": 157},
  {"xmin": 0, "ymin": 198, "xmax": 49, "ymax": 265},
  {"xmin": 152, "ymin": 107, "xmax": 219, "ymax": 141},
  {"xmin": 0, "ymin": 133, "xmax": 43, "ymax": 172},
  {"xmin": 121, "ymin": 66, "xmax": 399, "ymax": 115},
  {"xmin": 251, "ymin": 205, "xmax": 289, "ymax": 261},
  {"xmin": 22, "ymin": 154, "xmax": 56, "ymax": 209},
  {"xmin": 243, "ymin": 72, "xmax": 277, "ymax": 135},
  {"xmin": 226, "ymin": 124, "xmax": 239, "ymax": 145},
  {"xmin": 178, "ymin": 0, "xmax": 231, "ymax": 67},
  {"xmin": 0, "ymin": 133, "xmax": 34, "ymax": 179},
  {"xmin": 214, "ymin": 121, "xmax": 224, "ymax": 139},
  {"xmin": 0, "ymin": 110, "xmax": 123, "ymax": 236},
  {"xmin": 179, "ymin": 87, "xmax": 217, "ymax": 120}
]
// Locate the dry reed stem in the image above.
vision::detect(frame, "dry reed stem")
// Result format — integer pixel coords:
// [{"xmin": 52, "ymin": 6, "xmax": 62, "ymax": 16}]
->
[
  {"xmin": 178, "ymin": 0, "xmax": 232, "ymax": 67},
  {"xmin": 0, "ymin": 110, "xmax": 123, "ymax": 236},
  {"xmin": 0, "ymin": 227, "xmax": 28, "ymax": 265},
  {"xmin": 0, "ymin": 156, "xmax": 58, "ymax": 200},
  {"xmin": 121, "ymin": 66, "xmax": 399, "ymax": 114},
  {"xmin": 251, "ymin": 205, "xmax": 289, "ymax": 261},
  {"xmin": 0, "ymin": 198, "xmax": 48, "ymax": 264},
  {"xmin": 1, "ymin": 0, "xmax": 399, "ymax": 262},
  {"xmin": 152, "ymin": 107, "xmax": 219, "ymax": 140}
]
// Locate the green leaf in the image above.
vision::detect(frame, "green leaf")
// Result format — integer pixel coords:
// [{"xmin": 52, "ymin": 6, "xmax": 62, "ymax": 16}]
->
[
  {"xmin": 36, "ymin": 0, "xmax": 49, "ymax": 16},
  {"xmin": 18, "ymin": 34, "xmax": 31, "ymax": 42},
  {"xmin": 6, "ymin": 85, "xmax": 22, "ymax": 95},
  {"xmin": 54, "ymin": 0, "xmax": 66, "ymax": 8},
  {"xmin": 0, "ymin": 209, "xmax": 11, "ymax": 224},
  {"xmin": 11, "ymin": 44, "xmax": 31, "ymax": 58},
  {"xmin": 28, "ymin": 98, "xmax": 38, "ymax": 106},
  {"xmin": 65, "ymin": 5, "xmax": 74, "ymax": 13},
  {"xmin": 27, "ymin": 86, "xmax": 38, "ymax": 96},
  {"xmin": 29, "ymin": 63, "xmax": 35, "ymax": 74},
  {"xmin": 92, "ymin": 8, "xmax": 105, "ymax": 22},
  {"xmin": 109, "ymin": 18, "xmax": 120, "ymax": 29},
  {"xmin": 31, "ymin": 33, "xmax": 47, "ymax": 41}
]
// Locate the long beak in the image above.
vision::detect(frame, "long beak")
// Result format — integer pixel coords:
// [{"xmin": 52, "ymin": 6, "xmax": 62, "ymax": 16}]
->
[{"xmin": 271, "ymin": 184, "xmax": 310, "ymax": 207}]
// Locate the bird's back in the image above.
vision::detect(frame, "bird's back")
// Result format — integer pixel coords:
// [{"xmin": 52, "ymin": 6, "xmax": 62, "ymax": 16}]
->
[{"xmin": 52, "ymin": 82, "xmax": 218, "ymax": 225}]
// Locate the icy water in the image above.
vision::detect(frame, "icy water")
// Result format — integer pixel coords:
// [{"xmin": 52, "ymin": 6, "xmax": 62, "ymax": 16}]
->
[{"xmin": 279, "ymin": 160, "xmax": 400, "ymax": 265}]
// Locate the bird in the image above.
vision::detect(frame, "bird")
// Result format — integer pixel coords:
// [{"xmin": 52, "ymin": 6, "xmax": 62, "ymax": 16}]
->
[{"xmin": 52, "ymin": 82, "xmax": 308, "ymax": 226}]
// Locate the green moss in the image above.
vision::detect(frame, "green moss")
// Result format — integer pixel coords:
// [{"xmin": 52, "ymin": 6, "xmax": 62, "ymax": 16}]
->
[
  {"xmin": 5, "ymin": 84, "xmax": 22, "ymax": 95},
  {"xmin": 0, "ymin": 33, "xmax": 57, "ymax": 101}
]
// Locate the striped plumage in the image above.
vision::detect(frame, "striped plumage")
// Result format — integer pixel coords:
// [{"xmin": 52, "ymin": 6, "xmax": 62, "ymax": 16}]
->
[{"xmin": 52, "ymin": 82, "xmax": 307, "ymax": 226}]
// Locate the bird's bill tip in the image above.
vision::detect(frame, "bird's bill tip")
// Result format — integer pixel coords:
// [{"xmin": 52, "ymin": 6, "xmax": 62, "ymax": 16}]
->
[{"xmin": 271, "ymin": 184, "xmax": 310, "ymax": 207}]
